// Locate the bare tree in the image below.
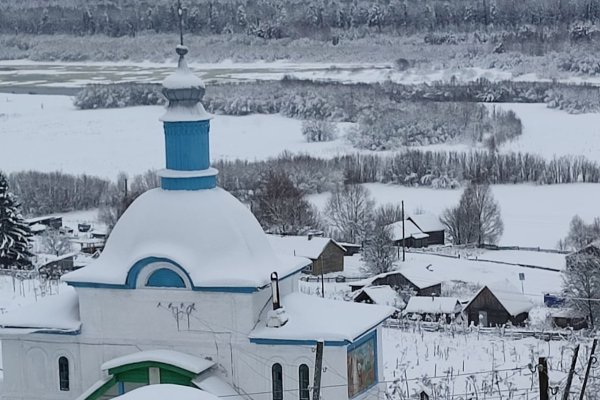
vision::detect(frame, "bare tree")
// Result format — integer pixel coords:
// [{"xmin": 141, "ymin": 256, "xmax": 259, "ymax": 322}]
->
[
  {"xmin": 40, "ymin": 229, "xmax": 73, "ymax": 256},
  {"xmin": 252, "ymin": 170, "xmax": 318, "ymax": 235},
  {"xmin": 563, "ymin": 252, "xmax": 600, "ymax": 329},
  {"xmin": 361, "ymin": 206, "xmax": 398, "ymax": 275},
  {"xmin": 562, "ymin": 215, "xmax": 600, "ymax": 250},
  {"xmin": 441, "ymin": 182, "xmax": 503, "ymax": 245},
  {"xmin": 325, "ymin": 184, "xmax": 374, "ymax": 244}
]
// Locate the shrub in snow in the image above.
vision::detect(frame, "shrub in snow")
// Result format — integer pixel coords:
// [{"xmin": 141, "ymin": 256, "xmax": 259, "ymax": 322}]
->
[
  {"xmin": 74, "ymin": 83, "xmax": 165, "ymax": 109},
  {"xmin": 301, "ymin": 120, "xmax": 338, "ymax": 142}
]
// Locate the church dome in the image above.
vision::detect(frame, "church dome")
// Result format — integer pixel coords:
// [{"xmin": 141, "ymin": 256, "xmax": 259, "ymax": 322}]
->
[{"xmin": 63, "ymin": 187, "xmax": 307, "ymax": 289}]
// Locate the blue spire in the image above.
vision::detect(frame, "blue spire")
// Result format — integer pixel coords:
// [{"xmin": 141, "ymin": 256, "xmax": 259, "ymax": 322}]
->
[{"xmin": 158, "ymin": 45, "xmax": 217, "ymax": 191}]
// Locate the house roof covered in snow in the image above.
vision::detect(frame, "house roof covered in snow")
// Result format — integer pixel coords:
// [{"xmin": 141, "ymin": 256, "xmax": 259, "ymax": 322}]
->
[
  {"xmin": 62, "ymin": 188, "xmax": 310, "ymax": 290},
  {"xmin": 351, "ymin": 269, "xmax": 441, "ymax": 290},
  {"xmin": 403, "ymin": 296, "xmax": 462, "ymax": 315},
  {"xmin": 249, "ymin": 293, "xmax": 393, "ymax": 344},
  {"xmin": 386, "ymin": 220, "xmax": 429, "ymax": 242},
  {"xmin": 0, "ymin": 286, "xmax": 80, "ymax": 333},
  {"xmin": 267, "ymin": 235, "xmax": 345, "ymax": 260},
  {"xmin": 408, "ymin": 213, "xmax": 445, "ymax": 233},
  {"xmin": 466, "ymin": 280, "xmax": 533, "ymax": 317},
  {"xmin": 102, "ymin": 350, "xmax": 215, "ymax": 375},
  {"xmin": 114, "ymin": 384, "xmax": 219, "ymax": 400},
  {"xmin": 354, "ymin": 285, "xmax": 403, "ymax": 308}
]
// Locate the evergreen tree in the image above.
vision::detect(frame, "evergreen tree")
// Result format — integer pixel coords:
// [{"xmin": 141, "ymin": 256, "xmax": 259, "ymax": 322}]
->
[{"xmin": 0, "ymin": 173, "xmax": 33, "ymax": 270}]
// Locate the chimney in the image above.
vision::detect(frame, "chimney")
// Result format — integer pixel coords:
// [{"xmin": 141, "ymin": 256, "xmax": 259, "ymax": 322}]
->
[
  {"xmin": 267, "ymin": 272, "xmax": 289, "ymax": 328},
  {"xmin": 270, "ymin": 272, "xmax": 281, "ymax": 310}
]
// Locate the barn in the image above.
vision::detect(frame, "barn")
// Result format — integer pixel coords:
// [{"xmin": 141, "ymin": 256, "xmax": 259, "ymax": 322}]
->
[
  {"xmin": 352, "ymin": 285, "xmax": 405, "ymax": 309},
  {"xmin": 408, "ymin": 213, "xmax": 445, "ymax": 246},
  {"xmin": 403, "ymin": 297, "xmax": 463, "ymax": 323},
  {"xmin": 350, "ymin": 271, "xmax": 441, "ymax": 298},
  {"xmin": 267, "ymin": 235, "xmax": 345, "ymax": 276},
  {"xmin": 386, "ymin": 220, "xmax": 429, "ymax": 248},
  {"xmin": 566, "ymin": 240, "xmax": 600, "ymax": 266},
  {"xmin": 463, "ymin": 280, "xmax": 533, "ymax": 327}
]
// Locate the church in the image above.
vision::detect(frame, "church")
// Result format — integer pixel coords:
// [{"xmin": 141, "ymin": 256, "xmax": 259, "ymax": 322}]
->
[{"xmin": 0, "ymin": 44, "xmax": 392, "ymax": 400}]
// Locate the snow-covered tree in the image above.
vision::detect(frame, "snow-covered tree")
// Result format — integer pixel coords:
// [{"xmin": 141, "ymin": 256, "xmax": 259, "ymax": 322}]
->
[
  {"xmin": 301, "ymin": 120, "xmax": 337, "ymax": 142},
  {"xmin": 361, "ymin": 225, "xmax": 395, "ymax": 275},
  {"xmin": 40, "ymin": 229, "xmax": 73, "ymax": 256},
  {"xmin": 0, "ymin": 172, "xmax": 33, "ymax": 270},
  {"xmin": 563, "ymin": 215, "xmax": 600, "ymax": 250},
  {"xmin": 325, "ymin": 184, "xmax": 374, "ymax": 244},
  {"xmin": 563, "ymin": 252, "xmax": 600, "ymax": 329},
  {"xmin": 441, "ymin": 182, "xmax": 503, "ymax": 245}
]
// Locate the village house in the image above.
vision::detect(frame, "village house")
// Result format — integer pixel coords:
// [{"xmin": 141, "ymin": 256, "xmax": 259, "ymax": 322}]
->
[
  {"xmin": 386, "ymin": 220, "xmax": 429, "ymax": 248},
  {"xmin": 352, "ymin": 285, "xmax": 405, "ymax": 309},
  {"xmin": 0, "ymin": 44, "xmax": 393, "ymax": 400},
  {"xmin": 350, "ymin": 271, "xmax": 442, "ymax": 299},
  {"xmin": 403, "ymin": 297, "xmax": 462, "ymax": 323},
  {"xmin": 463, "ymin": 280, "xmax": 533, "ymax": 327},
  {"xmin": 407, "ymin": 213, "xmax": 445, "ymax": 246},
  {"xmin": 25, "ymin": 215, "xmax": 63, "ymax": 231},
  {"xmin": 267, "ymin": 234, "xmax": 345, "ymax": 276},
  {"xmin": 566, "ymin": 240, "xmax": 600, "ymax": 265}
]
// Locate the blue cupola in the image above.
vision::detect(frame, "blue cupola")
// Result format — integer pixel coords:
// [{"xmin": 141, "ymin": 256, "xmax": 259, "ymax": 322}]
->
[{"xmin": 158, "ymin": 45, "xmax": 216, "ymax": 191}]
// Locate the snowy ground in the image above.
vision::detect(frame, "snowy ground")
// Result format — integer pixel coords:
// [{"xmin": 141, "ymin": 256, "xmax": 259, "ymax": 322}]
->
[{"xmin": 309, "ymin": 182, "xmax": 600, "ymax": 249}]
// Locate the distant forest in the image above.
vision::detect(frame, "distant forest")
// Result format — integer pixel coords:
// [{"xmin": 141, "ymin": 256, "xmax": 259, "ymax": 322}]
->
[{"xmin": 2, "ymin": 0, "xmax": 600, "ymax": 42}]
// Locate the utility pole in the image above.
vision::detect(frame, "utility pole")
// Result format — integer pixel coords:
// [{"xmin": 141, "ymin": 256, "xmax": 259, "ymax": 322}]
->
[
  {"xmin": 562, "ymin": 345, "xmax": 580, "ymax": 400},
  {"xmin": 320, "ymin": 258, "xmax": 324, "ymax": 298},
  {"xmin": 579, "ymin": 339, "xmax": 598, "ymax": 400},
  {"xmin": 401, "ymin": 200, "xmax": 405, "ymax": 262},
  {"xmin": 539, "ymin": 357, "xmax": 549, "ymax": 400},
  {"xmin": 313, "ymin": 341, "xmax": 324, "ymax": 400}
]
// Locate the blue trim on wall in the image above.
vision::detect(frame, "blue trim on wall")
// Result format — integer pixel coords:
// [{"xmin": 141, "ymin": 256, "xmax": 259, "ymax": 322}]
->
[
  {"xmin": 146, "ymin": 268, "xmax": 186, "ymax": 288},
  {"xmin": 67, "ymin": 259, "xmax": 308, "ymax": 293},
  {"xmin": 163, "ymin": 121, "xmax": 211, "ymax": 171},
  {"xmin": 160, "ymin": 175, "xmax": 216, "ymax": 190},
  {"xmin": 117, "ymin": 381, "xmax": 125, "ymax": 395},
  {"xmin": 125, "ymin": 257, "xmax": 193, "ymax": 289},
  {"xmin": 249, "ymin": 338, "xmax": 350, "ymax": 347}
]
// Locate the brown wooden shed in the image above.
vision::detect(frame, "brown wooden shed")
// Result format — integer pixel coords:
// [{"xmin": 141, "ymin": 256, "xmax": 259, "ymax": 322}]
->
[
  {"xmin": 267, "ymin": 235, "xmax": 345, "ymax": 276},
  {"xmin": 463, "ymin": 281, "xmax": 533, "ymax": 327}
]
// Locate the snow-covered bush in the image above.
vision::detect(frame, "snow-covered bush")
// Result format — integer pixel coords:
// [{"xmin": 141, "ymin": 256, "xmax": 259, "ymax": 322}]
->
[
  {"xmin": 301, "ymin": 120, "xmax": 338, "ymax": 142},
  {"xmin": 74, "ymin": 83, "xmax": 165, "ymax": 109}
]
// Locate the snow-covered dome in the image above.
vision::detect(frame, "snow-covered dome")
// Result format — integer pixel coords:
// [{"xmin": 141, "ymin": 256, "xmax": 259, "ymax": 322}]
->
[{"xmin": 63, "ymin": 188, "xmax": 307, "ymax": 289}]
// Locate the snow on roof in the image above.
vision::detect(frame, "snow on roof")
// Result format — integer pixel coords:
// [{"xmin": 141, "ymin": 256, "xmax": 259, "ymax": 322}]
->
[
  {"xmin": 359, "ymin": 285, "xmax": 403, "ymax": 308},
  {"xmin": 467, "ymin": 280, "xmax": 533, "ymax": 317},
  {"xmin": 102, "ymin": 350, "xmax": 214, "ymax": 374},
  {"xmin": 193, "ymin": 372, "xmax": 244, "ymax": 399},
  {"xmin": 0, "ymin": 286, "xmax": 80, "ymax": 332},
  {"xmin": 408, "ymin": 213, "xmax": 445, "ymax": 233},
  {"xmin": 267, "ymin": 235, "xmax": 344, "ymax": 260},
  {"xmin": 249, "ymin": 293, "xmax": 393, "ymax": 343},
  {"xmin": 162, "ymin": 54, "xmax": 205, "ymax": 90},
  {"xmin": 114, "ymin": 384, "xmax": 219, "ymax": 400},
  {"xmin": 63, "ymin": 188, "xmax": 309, "ymax": 289},
  {"xmin": 351, "ymin": 269, "xmax": 441, "ymax": 290},
  {"xmin": 386, "ymin": 220, "xmax": 429, "ymax": 242},
  {"xmin": 404, "ymin": 297, "xmax": 461, "ymax": 315},
  {"xmin": 30, "ymin": 223, "xmax": 47, "ymax": 233}
]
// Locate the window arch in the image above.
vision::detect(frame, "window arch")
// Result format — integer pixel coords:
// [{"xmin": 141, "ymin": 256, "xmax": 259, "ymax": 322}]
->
[
  {"xmin": 146, "ymin": 268, "xmax": 186, "ymax": 288},
  {"xmin": 58, "ymin": 356, "xmax": 69, "ymax": 391},
  {"xmin": 299, "ymin": 364, "xmax": 310, "ymax": 400},
  {"xmin": 272, "ymin": 363, "xmax": 283, "ymax": 400}
]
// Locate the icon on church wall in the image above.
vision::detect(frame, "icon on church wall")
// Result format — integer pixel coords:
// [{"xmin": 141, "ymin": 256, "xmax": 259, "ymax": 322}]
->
[{"xmin": 347, "ymin": 335, "xmax": 376, "ymax": 398}]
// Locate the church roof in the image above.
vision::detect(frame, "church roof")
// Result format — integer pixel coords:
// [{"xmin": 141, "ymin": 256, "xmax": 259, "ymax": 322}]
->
[
  {"xmin": 0, "ymin": 286, "xmax": 80, "ymax": 333},
  {"xmin": 102, "ymin": 350, "xmax": 214, "ymax": 375},
  {"xmin": 249, "ymin": 293, "xmax": 393, "ymax": 344},
  {"xmin": 63, "ymin": 188, "xmax": 309, "ymax": 290}
]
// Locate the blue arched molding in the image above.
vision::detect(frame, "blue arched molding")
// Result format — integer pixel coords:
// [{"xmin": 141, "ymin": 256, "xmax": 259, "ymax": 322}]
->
[
  {"xmin": 146, "ymin": 268, "xmax": 186, "ymax": 288},
  {"xmin": 161, "ymin": 175, "xmax": 216, "ymax": 190},
  {"xmin": 125, "ymin": 257, "xmax": 193, "ymax": 289},
  {"xmin": 163, "ymin": 121, "xmax": 210, "ymax": 171}
]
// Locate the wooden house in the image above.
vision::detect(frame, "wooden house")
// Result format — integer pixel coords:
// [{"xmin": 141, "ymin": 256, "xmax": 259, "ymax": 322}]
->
[
  {"xmin": 566, "ymin": 240, "xmax": 600, "ymax": 267},
  {"xmin": 386, "ymin": 220, "xmax": 429, "ymax": 248},
  {"xmin": 25, "ymin": 215, "xmax": 63, "ymax": 232},
  {"xmin": 267, "ymin": 235, "xmax": 345, "ymax": 276},
  {"xmin": 549, "ymin": 309, "xmax": 588, "ymax": 330},
  {"xmin": 403, "ymin": 296, "xmax": 462, "ymax": 323},
  {"xmin": 350, "ymin": 271, "xmax": 441, "ymax": 298},
  {"xmin": 36, "ymin": 252, "xmax": 78, "ymax": 280},
  {"xmin": 463, "ymin": 280, "xmax": 533, "ymax": 327},
  {"xmin": 407, "ymin": 213, "xmax": 445, "ymax": 246},
  {"xmin": 352, "ymin": 285, "xmax": 404, "ymax": 309}
]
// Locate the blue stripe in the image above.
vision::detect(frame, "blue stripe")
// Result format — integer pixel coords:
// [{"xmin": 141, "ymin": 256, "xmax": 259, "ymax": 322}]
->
[
  {"xmin": 249, "ymin": 338, "xmax": 350, "ymax": 347},
  {"xmin": 160, "ymin": 175, "xmax": 216, "ymax": 190},
  {"xmin": 163, "ymin": 121, "xmax": 211, "ymax": 171}
]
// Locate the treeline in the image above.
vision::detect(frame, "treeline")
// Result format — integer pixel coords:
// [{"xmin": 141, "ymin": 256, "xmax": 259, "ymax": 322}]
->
[
  {"xmin": 8, "ymin": 148, "xmax": 599, "ymax": 217},
  {"xmin": 216, "ymin": 150, "xmax": 600, "ymax": 197},
  {"xmin": 7, "ymin": 171, "xmax": 109, "ymax": 216},
  {"xmin": 3, "ymin": 0, "xmax": 600, "ymax": 41}
]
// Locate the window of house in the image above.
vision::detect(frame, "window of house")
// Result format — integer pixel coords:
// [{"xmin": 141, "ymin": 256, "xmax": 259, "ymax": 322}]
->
[
  {"xmin": 58, "ymin": 357, "xmax": 69, "ymax": 391},
  {"xmin": 272, "ymin": 363, "xmax": 283, "ymax": 400},
  {"xmin": 299, "ymin": 364, "xmax": 310, "ymax": 400}
]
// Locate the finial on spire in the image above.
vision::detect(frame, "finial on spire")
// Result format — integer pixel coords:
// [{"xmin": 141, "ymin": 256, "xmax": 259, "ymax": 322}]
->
[{"xmin": 177, "ymin": 0, "xmax": 184, "ymax": 47}]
